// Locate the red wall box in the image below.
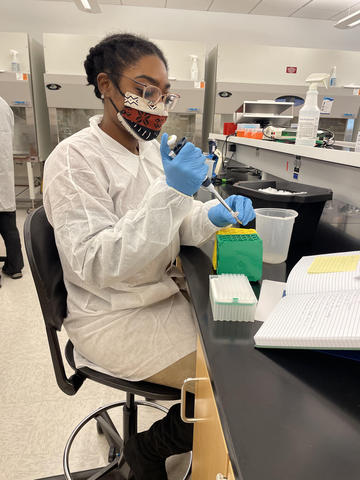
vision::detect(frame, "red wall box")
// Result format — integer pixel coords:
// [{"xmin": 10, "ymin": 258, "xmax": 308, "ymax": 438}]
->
[{"xmin": 223, "ymin": 122, "xmax": 237, "ymax": 135}]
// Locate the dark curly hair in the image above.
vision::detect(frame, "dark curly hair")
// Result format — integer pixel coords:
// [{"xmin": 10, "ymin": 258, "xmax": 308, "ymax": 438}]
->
[{"xmin": 84, "ymin": 33, "xmax": 168, "ymax": 99}]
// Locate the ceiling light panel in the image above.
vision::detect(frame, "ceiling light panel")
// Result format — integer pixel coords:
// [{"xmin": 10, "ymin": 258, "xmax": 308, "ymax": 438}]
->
[
  {"xmin": 348, "ymin": 18, "xmax": 360, "ymax": 26},
  {"xmin": 166, "ymin": 0, "xmax": 212, "ymax": 10},
  {"xmin": 251, "ymin": 0, "xmax": 309, "ymax": 17},
  {"xmin": 209, "ymin": 0, "xmax": 261, "ymax": 14},
  {"xmin": 122, "ymin": 0, "xmax": 166, "ymax": 6},
  {"xmin": 334, "ymin": 9, "xmax": 360, "ymax": 28},
  {"xmin": 97, "ymin": 0, "xmax": 122, "ymax": 4},
  {"xmin": 331, "ymin": 1, "xmax": 360, "ymax": 21},
  {"xmin": 292, "ymin": 0, "xmax": 358, "ymax": 20},
  {"xmin": 74, "ymin": 0, "xmax": 101, "ymax": 12}
]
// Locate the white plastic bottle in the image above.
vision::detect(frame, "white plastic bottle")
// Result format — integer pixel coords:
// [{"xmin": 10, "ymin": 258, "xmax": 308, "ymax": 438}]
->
[
  {"xmin": 295, "ymin": 73, "xmax": 329, "ymax": 147},
  {"xmin": 190, "ymin": 55, "xmax": 199, "ymax": 81},
  {"xmin": 329, "ymin": 66, "xmax": 336, "ymax": 87},
  {"xmin": 10, "ymin": 49, "xmax": 20, "ymax": 73}
]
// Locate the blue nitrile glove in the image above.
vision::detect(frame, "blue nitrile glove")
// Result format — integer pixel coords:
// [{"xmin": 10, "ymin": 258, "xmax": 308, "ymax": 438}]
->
[
  {"xmin": 160, "ymin": 133, "xmax": 209, "ymax": 196},
  {"xmin": 208, "ymin": 194, "xmax": 255, "ymax": 227}
]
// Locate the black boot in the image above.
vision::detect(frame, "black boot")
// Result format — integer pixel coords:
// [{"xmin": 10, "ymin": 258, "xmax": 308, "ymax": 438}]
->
[{"xmin": 124, "ymin": 394, "xmax": 194, "ymax": 480}]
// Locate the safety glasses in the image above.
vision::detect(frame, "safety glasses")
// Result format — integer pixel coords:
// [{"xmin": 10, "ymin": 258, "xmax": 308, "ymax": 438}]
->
[{"xmin": 120, "ymin": 74, "xmax": 180, "ymax": 111}]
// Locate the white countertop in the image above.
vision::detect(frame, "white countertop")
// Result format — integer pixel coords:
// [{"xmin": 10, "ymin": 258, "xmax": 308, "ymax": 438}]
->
[{"xmin": 209, "ymin": 133, "xmax": 360, "ymax": 169}]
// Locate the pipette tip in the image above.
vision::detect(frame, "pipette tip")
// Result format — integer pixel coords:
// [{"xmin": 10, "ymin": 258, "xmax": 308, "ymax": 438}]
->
[{"xmin": 232, "ymin": 211, "xmax": 242, "ymax": 225}]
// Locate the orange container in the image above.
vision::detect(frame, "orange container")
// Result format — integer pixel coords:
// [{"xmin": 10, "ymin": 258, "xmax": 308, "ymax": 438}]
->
[{"xmin": 237, "ymin": 129, "xmax": 246, "ymax": 137}]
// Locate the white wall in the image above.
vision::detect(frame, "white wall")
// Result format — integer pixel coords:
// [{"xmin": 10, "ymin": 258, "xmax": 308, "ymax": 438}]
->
[{"xmin": 0, "ymin": 1, "xmax": 360, "ymax": 52}]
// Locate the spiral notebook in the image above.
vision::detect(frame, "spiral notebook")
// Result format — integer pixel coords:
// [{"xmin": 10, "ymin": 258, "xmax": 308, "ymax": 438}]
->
[{"xmin": 254, "ymin": 251, "xmax": 360, "ymax": 350}]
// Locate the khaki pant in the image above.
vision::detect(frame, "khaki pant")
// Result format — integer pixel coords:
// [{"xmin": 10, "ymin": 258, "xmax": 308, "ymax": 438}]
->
[{"xmin": 145, "ymin": 352, "xmax": 196, "ymax": 391}]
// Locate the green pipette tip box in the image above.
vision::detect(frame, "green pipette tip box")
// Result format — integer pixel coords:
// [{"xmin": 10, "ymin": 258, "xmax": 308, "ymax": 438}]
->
[{"xmin": 213, "ymin": 228, "xmax": 263, "ymax": 281}]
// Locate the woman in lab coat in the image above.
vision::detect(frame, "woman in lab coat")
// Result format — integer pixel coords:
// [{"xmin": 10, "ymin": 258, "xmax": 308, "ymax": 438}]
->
[
  {"xmin": 0, "ymin": 95, "xmax": 24, "ymax": 279},
  {"xmin": 43, "ymin": 34, "xmax": 254, "ymax": 480}
]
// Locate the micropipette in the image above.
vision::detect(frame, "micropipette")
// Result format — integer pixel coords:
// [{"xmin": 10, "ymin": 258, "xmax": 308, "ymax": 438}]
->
[
  {"xmin": 167, "ymin": 135, "xmax": 242, "ymax": 225},
  {"xmin": 202, "ymin": 177, "xmax": 242, "ymax": 225}
]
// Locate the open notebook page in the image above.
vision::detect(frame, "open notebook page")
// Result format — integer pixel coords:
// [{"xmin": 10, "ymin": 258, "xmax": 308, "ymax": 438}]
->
[
  {"xmin": 286, "ymin": 251, "xmax": 360, "ymax": 296},
  {"xmin": 254, "ymin": 289, "xmax": 360, "ymax": 349}
]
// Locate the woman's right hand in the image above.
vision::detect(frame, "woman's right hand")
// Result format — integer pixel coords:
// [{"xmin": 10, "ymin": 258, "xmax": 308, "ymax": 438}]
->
[{"xmin": 160, "ymin": 133, "xmax": 208, "ymax": 197}]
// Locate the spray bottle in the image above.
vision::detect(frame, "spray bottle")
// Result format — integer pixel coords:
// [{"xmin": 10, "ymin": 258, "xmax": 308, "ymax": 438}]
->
[
  {"xmin": 329, "ymin": 66, "xmax": 337, "ymax": 87},
  {"xmin": 190, "ymin": 55, "xmax": 199, "ymax": 82},
  {"xmin": 295, "ymin": 73, "xmax": 329, "ymax": 147},
  {"xmin": 10, "ymin": 50, "xmax": 20, "ymax": 73}
]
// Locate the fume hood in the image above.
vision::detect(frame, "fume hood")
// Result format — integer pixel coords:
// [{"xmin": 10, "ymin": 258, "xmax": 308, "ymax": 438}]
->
[
  {"xmin": 44, "ymin": 74, "xmax": 206, "ymax": 148},
  {"xmin": 204, "ymin": 43, "xmax": 360, "ymax": 144},
  {"xmin": 43, "ymin": 34, "xmax": 207, "ymax": 148},
  {"xmin": 0, "ymin": 32, "xmax": 51, "ymax": 209},
  {"xmin": 0, "ymin": 71, "xmax": 42, "ymax": 208}
]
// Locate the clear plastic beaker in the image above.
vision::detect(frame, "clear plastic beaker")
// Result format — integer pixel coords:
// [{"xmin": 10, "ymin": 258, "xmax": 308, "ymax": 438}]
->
[{"xmin": 255, "ymin": 208, "xmax": 298, "ymax": 264}]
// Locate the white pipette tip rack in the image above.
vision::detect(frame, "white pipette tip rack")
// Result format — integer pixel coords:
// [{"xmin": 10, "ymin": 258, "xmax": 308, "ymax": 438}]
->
[{"xmin": 209, "ymin": 274, "xmax": 257, "ymax": 322}]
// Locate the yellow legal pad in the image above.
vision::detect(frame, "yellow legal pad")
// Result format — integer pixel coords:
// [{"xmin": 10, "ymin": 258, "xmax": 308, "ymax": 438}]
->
[{"xmin": 307, "ymin": 255, "xmax": 360, "ymax": 274}]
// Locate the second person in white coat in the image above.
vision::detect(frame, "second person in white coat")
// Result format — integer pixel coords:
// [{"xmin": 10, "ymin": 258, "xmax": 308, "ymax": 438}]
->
[{"xmin": 0, "ymin": 95, "xmax": 24, "ymax": 279}]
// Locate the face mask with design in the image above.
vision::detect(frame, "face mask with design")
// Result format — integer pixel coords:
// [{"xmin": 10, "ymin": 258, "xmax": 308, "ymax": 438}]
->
[{"xmin": 109, "ymin": 92, "xmax": 168, "ymax": 142}]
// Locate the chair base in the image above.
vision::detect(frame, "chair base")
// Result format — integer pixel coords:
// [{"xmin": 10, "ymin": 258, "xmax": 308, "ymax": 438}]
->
[
  {"xmin": 61, "ymin": 398, "xmax": 191, "ymax": 480},
  {"xmin": 36, "ymin": 397, "xmax": 192, "ymax": 480},
  {"xmin": 36, "ymin": 466, "xmax": 125, "ymax": 480}
]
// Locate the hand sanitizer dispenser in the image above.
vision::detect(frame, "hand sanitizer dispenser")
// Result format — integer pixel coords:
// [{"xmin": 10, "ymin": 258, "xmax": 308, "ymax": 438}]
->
[
  {"xmin": 10, "ymin": 49, "xmax": 20, "ymax": 73},
  {"xmin": 295, "ymin": 73, "xmax": 329, "ymax": 147},
  {"xmin": 190, "ymin": 55, "xmax": 199, "ymax": 81}
]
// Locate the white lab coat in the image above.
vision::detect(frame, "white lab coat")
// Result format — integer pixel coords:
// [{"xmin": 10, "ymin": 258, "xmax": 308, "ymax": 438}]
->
[
  {"xmin": 0, "ymin": 96, "xmax": 16, "ymax": 212},
  {"xmin": 44, "ymin": 115, "xmax": 219, "ymax": 381}
]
